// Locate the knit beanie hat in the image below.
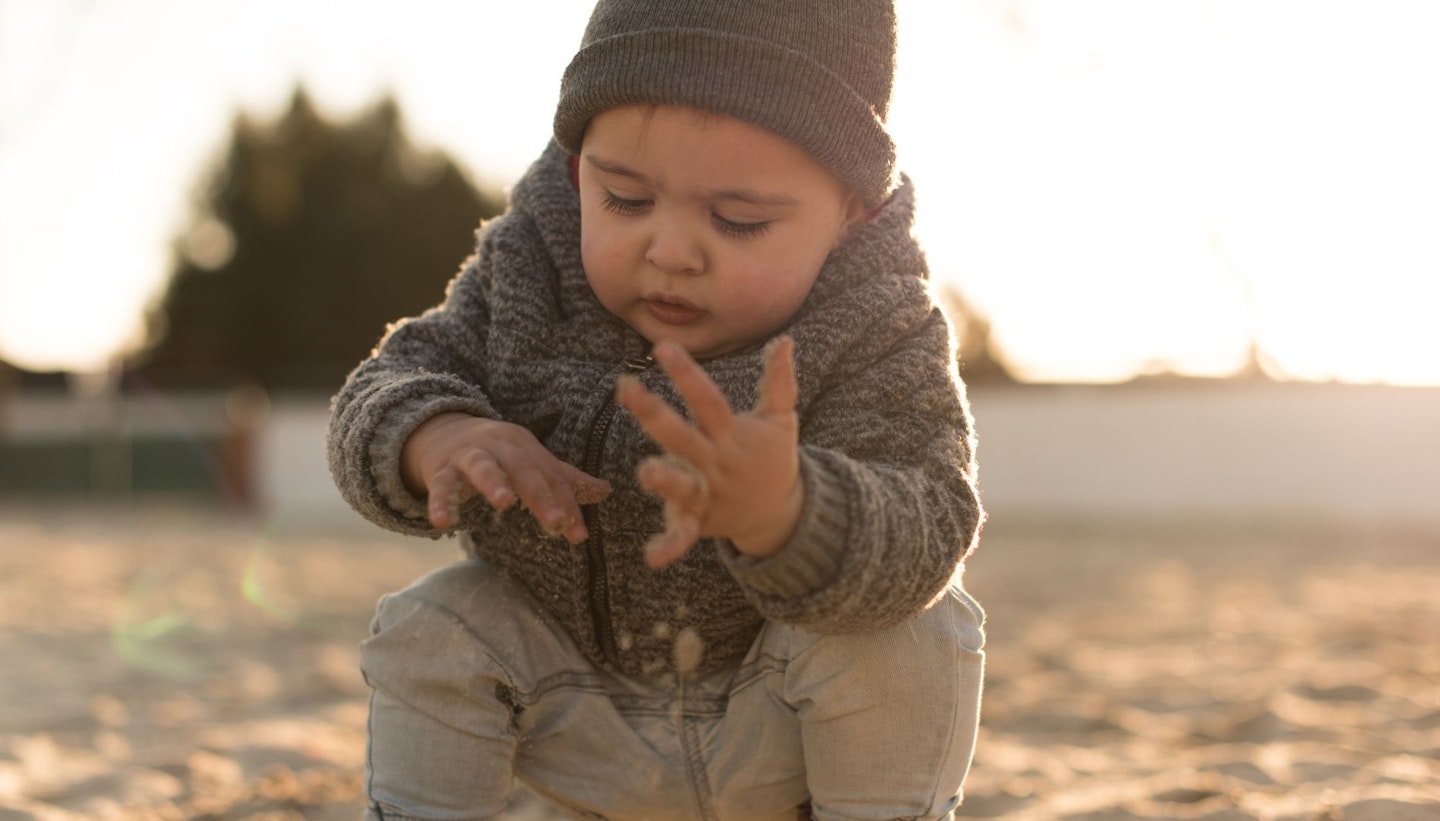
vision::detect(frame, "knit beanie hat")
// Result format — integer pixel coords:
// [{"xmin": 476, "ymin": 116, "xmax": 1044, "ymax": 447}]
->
[{"xmin": 554, "ymin": 0, "xmax": 898, "ymax": 206}]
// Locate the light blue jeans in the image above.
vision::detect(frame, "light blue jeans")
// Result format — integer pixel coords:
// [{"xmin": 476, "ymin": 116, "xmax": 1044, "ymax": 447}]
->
[{"xmin": 359, "ymin": 558, "xmax": 985, "ymax": 821}]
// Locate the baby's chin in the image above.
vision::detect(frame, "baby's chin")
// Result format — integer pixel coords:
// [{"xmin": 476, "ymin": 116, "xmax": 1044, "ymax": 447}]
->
[{"xmin": 636, "ymin": 327, "xmax": 756, "ymax": 361}]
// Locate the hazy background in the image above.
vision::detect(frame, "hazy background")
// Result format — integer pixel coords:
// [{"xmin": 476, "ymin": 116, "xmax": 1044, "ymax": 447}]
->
[
  {"xmin": 3, "ymin": 0, "xmax": 1439, "ymax": 384},
  {"xmin": 2, "ymin": 3, "xmax": 1438, "ymax": 820}
]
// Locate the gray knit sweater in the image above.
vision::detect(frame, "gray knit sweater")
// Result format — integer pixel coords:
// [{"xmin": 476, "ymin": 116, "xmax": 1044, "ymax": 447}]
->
[{"xmin": 328, "ymin": 141, "xmax": 982, "ymax": 680}]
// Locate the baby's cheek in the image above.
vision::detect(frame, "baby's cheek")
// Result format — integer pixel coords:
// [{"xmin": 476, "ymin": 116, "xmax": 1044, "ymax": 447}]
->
[
  {"xmin": 730, "ymin": 273, "xmax": 810, "ymax": 333},
  {"xmin": 579, "ymin": 208, "xmax": 620, "ymax": 269},
  {"xmin": 756, "ymin": 257, "xmax": 821, "ymax": 307},
  {"xmin": 580, "ymin": 236, "xmax": 624, "ymax": 298}
]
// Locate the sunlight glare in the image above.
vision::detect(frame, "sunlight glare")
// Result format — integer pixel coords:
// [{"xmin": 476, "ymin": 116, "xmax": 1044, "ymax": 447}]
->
[
  {"xmin": 2, "ymin": 1, "xmax": 1437, "ymax": 384},
  {"xmin": 891, "ymin": 0, "xmax": 1440, "ymax": 384}
]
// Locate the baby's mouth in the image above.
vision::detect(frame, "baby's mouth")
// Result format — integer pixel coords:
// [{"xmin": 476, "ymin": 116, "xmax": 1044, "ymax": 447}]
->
[{"xmin": 643, "ymin": 295, "xmax": 705, "ymax": 326}]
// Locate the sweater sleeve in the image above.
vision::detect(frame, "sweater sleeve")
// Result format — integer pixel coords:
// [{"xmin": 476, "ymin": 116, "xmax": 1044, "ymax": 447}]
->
[
  {"xmin": 327, "ymin": 253, "xmax": 500, "ymax": 537},
  {"xmin": 716, "ymin": 307, "xmax": 983, "ymax": 633}
]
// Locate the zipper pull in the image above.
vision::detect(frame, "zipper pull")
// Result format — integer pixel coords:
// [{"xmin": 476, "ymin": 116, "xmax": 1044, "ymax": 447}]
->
[{"xmin": 622, "ymin": 354, "xmax": 653, "ymax": 373}]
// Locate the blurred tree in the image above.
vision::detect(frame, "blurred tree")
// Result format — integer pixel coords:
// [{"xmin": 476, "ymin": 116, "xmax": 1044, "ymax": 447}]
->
[
  {"xmin": 937, "ymin": 285, "xmax": 1016, "ymax": 383},
  {"xmin": 131, "ymin": 87, "xmax": 506, "ymax": 392},
  {"xmin": 0, "ymin": 358, "xmax": 15, "ymax": 402}
]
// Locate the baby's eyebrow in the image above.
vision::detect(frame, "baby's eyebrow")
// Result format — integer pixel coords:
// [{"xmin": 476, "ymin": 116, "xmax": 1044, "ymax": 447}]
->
[
  {"xmin": 585, "ymin": 154, "xmax": 649, "ymax": 183},
  {"xmin": 706, "ymin": 187, "xmax": 799, "ymax": 208},
  {"xmin": 583, "ymin": 154, "xmax": 798, "ymax": 208}
]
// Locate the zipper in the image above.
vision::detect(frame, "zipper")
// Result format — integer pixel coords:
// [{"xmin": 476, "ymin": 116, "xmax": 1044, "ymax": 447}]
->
[{"xmin": 580, "ymin": 353, "xmax": 653, "ymax": 667}]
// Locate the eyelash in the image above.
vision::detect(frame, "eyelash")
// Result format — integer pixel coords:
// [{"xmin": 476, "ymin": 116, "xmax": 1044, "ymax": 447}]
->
[
  {"xmin": 600, "ymin": 191, "xmax": 772, "ymax": 240},
  {"xmin": 601, "ymin": 191, "xmax": 649, "ymax": 216},
  {"xmin": 713, "ymin": 214, "xmax": 771, "ymax": 239}
]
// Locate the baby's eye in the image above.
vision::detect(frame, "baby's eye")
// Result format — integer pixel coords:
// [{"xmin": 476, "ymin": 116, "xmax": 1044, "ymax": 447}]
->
[
  {"xmin": 713, "ymin": 213, "xmax": 771, "ymax": 239},
  {"xmin": 602, "ymin": 191, "xmax": 651, "ymax": 215}
]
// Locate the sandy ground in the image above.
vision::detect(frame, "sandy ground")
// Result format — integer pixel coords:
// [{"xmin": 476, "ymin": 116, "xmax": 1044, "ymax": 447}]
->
[{"xmin": 1, "ymin": 503, "xmax": 1437, "ymax": 820}]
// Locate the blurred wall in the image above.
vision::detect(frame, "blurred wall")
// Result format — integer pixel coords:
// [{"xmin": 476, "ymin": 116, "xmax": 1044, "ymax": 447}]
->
[
  {"xmin": 969, "ymin": 382, "xmax": 1440, "ymax": 530},
  {"xmin": 256, "ymin": 399, "xmax": 359, "ymax": 526},
  {"xmin": 0, "ymin": 391, "xmax": 234, "ymax": 498},
  {"xmin": 8, "ymin": 383, "xmax": 1432, "ymax": 532}
]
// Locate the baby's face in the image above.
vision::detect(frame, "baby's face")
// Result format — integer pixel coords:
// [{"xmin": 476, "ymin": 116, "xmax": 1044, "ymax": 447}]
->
[{"xmin": 578, "ymin": 104, "xmax": 864, "ymax": 359}]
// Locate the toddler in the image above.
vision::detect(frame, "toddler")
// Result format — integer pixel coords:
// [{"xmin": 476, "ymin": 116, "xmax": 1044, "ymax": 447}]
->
[{"xmin": 328, "ymin": 1, "xmax": 987, "ymax": 818}]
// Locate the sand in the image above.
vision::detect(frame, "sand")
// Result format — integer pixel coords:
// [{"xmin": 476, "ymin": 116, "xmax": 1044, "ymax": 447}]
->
[{"xmin": 1, "ymin": 503, "xmax": 1437, "ymax": 820}]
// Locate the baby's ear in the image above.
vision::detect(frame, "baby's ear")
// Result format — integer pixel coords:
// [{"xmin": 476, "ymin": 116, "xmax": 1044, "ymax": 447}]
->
[{"xmin": 835, "ymin": 189, "xmax": 868, "ymax": 247}]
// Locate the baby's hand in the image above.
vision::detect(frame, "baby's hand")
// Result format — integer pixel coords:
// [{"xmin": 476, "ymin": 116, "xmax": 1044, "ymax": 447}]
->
[
  {"xmin": 401, "ymin": 413, "xmax": 610, "ymax": 541},
  {"xmin": 617, "ymin": 337, "xmax": 804, "ymax": 568}
]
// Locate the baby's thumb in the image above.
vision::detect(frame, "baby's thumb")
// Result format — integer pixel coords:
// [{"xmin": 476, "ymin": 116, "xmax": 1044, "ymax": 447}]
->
[{"xmin": 560, "ymin": 462, "xmax": 612, "ymax": 505}]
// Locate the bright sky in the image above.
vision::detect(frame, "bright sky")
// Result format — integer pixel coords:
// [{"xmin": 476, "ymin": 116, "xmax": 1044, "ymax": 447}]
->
[{"xmin": 2, "ymin": 0, "xmax": 1437, "ymax": 384}]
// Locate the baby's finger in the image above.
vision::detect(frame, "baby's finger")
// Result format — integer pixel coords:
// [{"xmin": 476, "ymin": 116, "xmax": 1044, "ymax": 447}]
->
[
  {"xmin": 638, "ymin": 457, "xmax": 709, "ymax": 511},
  {"xmin": 534, "ymin": 462, "xmax": 589, "ymax": 543},
  {"xmin": 617, "ymin": 375, "xmax": 711, "ymax": 464},
  {"xmin": 454, "ymin": 449, "xmax": 516, "ymax": 510},
  {"xmin": 556, "ymin": 461, "xmax": 612, "ymax": 506},
  {"xmin": 756, "ymin": 336, "xmax": 798, "ymax": 417},
  {"xmin": 530, "ymin": 475, "xmax": 581, "ymax": 541},
  {"xmin": 426, "ymin": 465, "xmax": 474, "ymax": 529},
  {"xmin": 643, "ymin": 510, "xmax": 701, "ymax": 569},
  {"xmin": 654, "ymin": 341, "xmax": 735, "ymax": 436},
  {"xmin": 491, "ymin": 447, "xmax": 569, "ymax": 536}
]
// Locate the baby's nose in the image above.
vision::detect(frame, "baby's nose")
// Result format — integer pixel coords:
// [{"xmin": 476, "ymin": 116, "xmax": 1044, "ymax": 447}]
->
[{"xmin": 645, "ymin": 223, "xmax": 704, "ymax": 275}]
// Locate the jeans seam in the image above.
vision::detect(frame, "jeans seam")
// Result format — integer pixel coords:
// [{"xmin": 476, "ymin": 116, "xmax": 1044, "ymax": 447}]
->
[
  {"xmin": 398, "ymin": 591, "xmax": 523, "ymax": 693},
  {"xmin": 729, "ymin": 650, "xmax": 786, "ymax": 698},
  {"xmin": 372, "ymin": 802, "xmax": 494, "ymax": 821},
  {"xmin": 925, "ymin": 643, "xmax": 961, "ymax": 815},
  {"xmin": 368, "ymin": 679, "xmax": 519, "ymax": 744},
  {"xmin": 678, "ymin": 680, "xmax": 719, "ymax": 821},
  {"xmin": 365, "ymin": 689, "xmax": 377, "ymax": 815},
  {"xmin": 919, "ymin": 593, "xmax": 979, "ymax": 820},
  {"xmin": 396, "ymin": 591, "xmax": 616, "ymax": 712}
]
